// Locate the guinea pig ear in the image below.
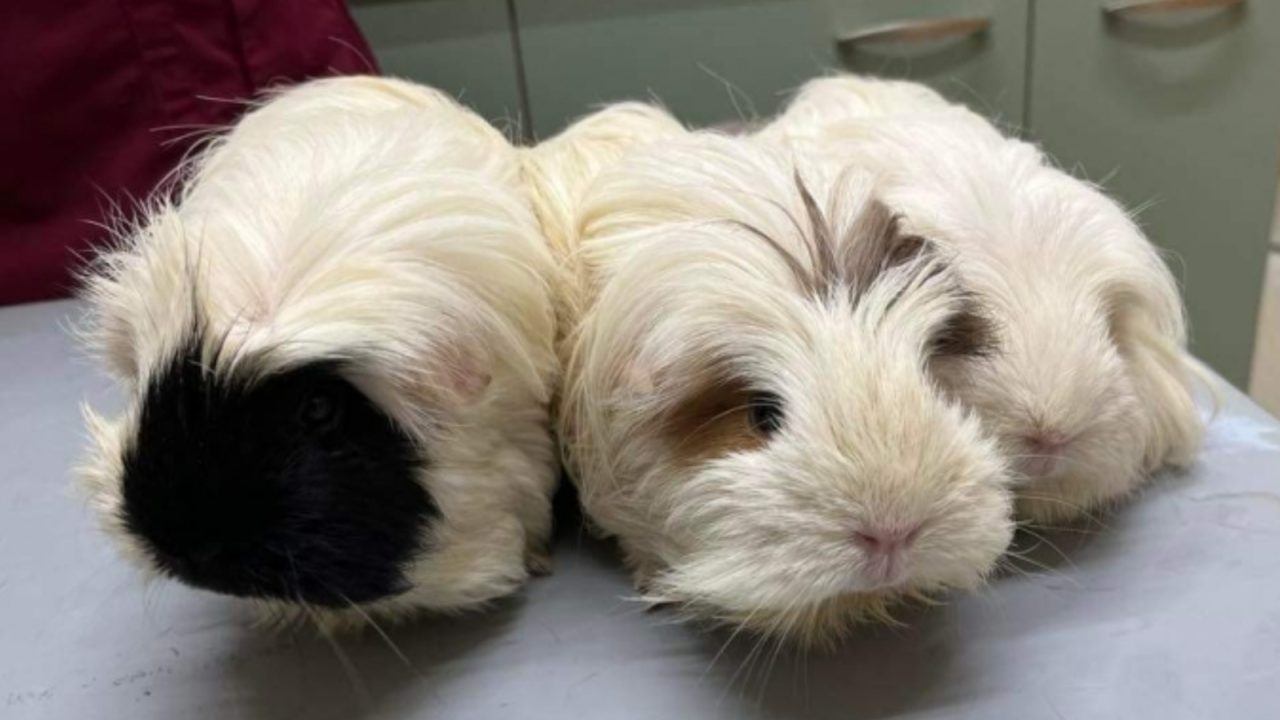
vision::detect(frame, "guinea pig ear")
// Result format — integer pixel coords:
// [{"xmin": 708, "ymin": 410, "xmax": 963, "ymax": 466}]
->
[
  {"xmin": 1103, "ymin": 282, "xmax": 1203, "ymax": 468},
  {"xmin": 430, "ymin": 340, "xmax": 493, "ymax": 403},
  {"xmin": 620, "ymin": 362, "xmax": 659, "ymax": 397}
]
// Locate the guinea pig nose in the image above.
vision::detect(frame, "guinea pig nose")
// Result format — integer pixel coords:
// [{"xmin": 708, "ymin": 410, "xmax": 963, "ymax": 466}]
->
[
  {"xmin": 1018, "ymin": 430, "xmax": 1073, "ymax": 477},
  {"xmin": 852, "ymin": 522, "xmax": 923, "ymax": 556},
  {"xmin": 1024, "ymin": 430, "xmax": 1071, "ymax": 453}
]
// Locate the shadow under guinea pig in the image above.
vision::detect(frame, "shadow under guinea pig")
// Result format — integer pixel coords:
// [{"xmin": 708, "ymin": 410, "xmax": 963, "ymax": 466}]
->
[
  {"xmin": 207, "ymin": 595, "xmax": 527, "ymax": 720},
  {"xmin": 192, "ymin": 469, "xmax": 1207, "ymax": 720},
  {"xmin": 685, "ymin": 604, "xmax": 964, "ymax": 720},
  {"xmin": 669, "ymin": 468, "xmax": 1211, "ymax": 720},
  {"xmin": 558, "ymin": 476, "xmax": 975, "ymax": 720},
  {"xmin": 202, "ymin": 480, "xmax": 588, "ymax": 720},
  {"xmin": 669, "ymin": 527, "xmax": 1104, "ymax": 720},
  {"xmin": 1001, "ymin": 463, "xmax": 1200, "ymax": 582}
]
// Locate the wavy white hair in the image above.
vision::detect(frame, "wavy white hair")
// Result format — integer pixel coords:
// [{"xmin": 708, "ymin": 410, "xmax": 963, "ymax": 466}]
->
[
  {"xmin": 78, "ymin": 76, "xmax": 562, "ymax": 627},
  {"xmin": 762, "ymin": 75, "xmax": 1203, "ymax": 523},
  {"xmin": 521, "ymin": 102, "xmax": 687, "ymax": 332}
]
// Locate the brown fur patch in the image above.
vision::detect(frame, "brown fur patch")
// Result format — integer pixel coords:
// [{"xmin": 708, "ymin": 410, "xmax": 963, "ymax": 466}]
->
[
  {"xmin": 728, "ymin": 175, "xmax": 995, "ymax": 359},
  {"xmin": 661, "ymin": 367, "xmax": 764, "ymax": 463},
  {"xmin": 729, "ymin": 174, "xmax": 932, "ymax": 302},
  {"xmin": 836, "ymin": 199, "xmax": 930, "ymax": 298},
  {"xmin": 794, "ymin": 170, "xmax": 840, "ymax": 290}
]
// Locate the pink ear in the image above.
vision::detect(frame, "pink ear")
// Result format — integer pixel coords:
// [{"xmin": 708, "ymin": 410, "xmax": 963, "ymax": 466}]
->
[
  {"xmin": 621, "ymin": 361, "xmax": 659, "ymax": 397},
  {"xmin": 449, "ymin": 362, "xmax": 491, "ymax": 399},
  {"xmin": 439, "ymin": 344, "xmax": 492, "ymax": 401}
]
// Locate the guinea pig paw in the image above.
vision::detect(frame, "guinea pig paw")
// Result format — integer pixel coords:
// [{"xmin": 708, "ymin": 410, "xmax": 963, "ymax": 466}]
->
[
  {"xmin": 629, "ymin": 566, "xmax": 664, "ymax": 600},
  {"xmin": 525, "ymin": 549, "xmax": 553, "ymax": 577},
  {"xmin": 641, "ymin": 598, "xmax": 680, "ymax": 614}
]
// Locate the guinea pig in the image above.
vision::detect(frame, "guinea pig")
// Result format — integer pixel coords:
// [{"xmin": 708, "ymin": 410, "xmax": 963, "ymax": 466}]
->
[
  {"xmin": 551, "ymin": 126, "xmax": 1014, "ymax": 646},
  {"xmin": 77, "ymin": 76, "xmax": 562, "ymax": 627},
  {"xmin": 760, "ymin": 75, "xmax": 1203, "ymax": 524}
]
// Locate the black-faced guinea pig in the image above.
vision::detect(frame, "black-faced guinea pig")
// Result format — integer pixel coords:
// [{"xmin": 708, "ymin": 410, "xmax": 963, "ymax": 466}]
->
[{"xmin": 78, "ymin": 76, "xmax": 562, "ymax": 627}]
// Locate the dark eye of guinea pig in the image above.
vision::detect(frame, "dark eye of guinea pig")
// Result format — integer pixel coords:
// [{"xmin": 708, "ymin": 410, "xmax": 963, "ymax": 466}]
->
[
  {"xmin": 748, "ymin": 391, "xmax": 784, "ymax": 436},
  {"xmin": 298, "ymin": 388, "xmax": 342, "ymax": 429}
]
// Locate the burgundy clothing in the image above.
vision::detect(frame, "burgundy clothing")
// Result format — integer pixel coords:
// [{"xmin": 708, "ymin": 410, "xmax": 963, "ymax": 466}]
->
[{"xmin": 1, "ymin": 1, "xmax": 377, "ymax": 305}]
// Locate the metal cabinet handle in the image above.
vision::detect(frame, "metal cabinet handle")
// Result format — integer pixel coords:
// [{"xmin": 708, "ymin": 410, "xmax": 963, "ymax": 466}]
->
[
  {"xmin": 836, "ymin": 17, "xmax": 990, "ymax": 49},
  {"xmin": 1103, "ymin": 0, "xmax": 1244, "ymax": 18}
]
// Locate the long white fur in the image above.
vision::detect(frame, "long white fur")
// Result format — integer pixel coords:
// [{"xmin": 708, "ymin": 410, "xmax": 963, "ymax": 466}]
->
[
  {"xmin": 78, "ymin": 76, "xmax": 562, "ymax": 626},
  {"xmin": 761, "ymin": 75, "xmax": 1203, "ymax": 522},
  {"xmin": 532, "ymin": 106, "xmax": 1014, "ymax": 645},
  {"xmin": 520, "ymin": 103, "xmax": 687, "ymax": 334}
]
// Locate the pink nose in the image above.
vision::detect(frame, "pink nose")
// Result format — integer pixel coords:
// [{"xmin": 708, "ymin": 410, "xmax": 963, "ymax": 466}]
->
[
  {"xmin": 1019, "ymin": 430, "xmax": 1073, "ymax": 477},
  {"xmin": 852, "ymin": 523, "xmax": 923, "ymax": 556}
]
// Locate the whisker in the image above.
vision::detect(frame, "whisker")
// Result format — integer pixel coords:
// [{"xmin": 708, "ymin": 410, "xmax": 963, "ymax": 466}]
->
[
  {"xmin": 338, "ymin": 593, "xmax": 419, "ymax": 674},
  {"xmin": 300, "ymin": 601, "xmax": 374, "ymax": 707},
  {"xmin": 1013, "ymin": 526, "xmax": 1078, "ymax": 570}
]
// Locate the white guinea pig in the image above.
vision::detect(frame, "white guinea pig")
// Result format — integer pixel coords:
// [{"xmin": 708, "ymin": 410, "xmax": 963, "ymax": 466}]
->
[
  {"xmin": 78, "ymin": 76, "xmax": 561, "ymax": 627},
  {"xmin": 762, "ymin": 75, "xmax": 1203, "ymax": 523},
  {"xmin": 541, "ymin": 113, "xmax": 1014, "ymax": 645}
]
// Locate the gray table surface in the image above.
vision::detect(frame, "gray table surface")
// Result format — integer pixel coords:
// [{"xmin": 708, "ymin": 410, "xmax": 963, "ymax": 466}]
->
[{"xmin": 3, "ymin": 298, "xmax": 1279, "ymax": 720}]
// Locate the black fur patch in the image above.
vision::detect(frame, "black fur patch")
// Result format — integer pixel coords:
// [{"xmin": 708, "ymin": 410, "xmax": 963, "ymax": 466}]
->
[
  {"xmin": 120, "ymin": 335, "xmax": 434, "ymax": 607},
  {"xmin": 929, "ymin": 294, "xmax": 997, "ymax": 359}
]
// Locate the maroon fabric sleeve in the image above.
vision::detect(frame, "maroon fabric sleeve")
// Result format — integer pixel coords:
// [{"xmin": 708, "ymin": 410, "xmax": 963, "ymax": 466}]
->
[{"xmin": 0, "ymin": 0, "xmax": 378, "ymax": 305}]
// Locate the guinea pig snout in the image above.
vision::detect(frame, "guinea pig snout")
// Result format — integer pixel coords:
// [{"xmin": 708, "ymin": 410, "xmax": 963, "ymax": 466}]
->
[
  {"xmin": 851, "ymin": 522, "xmax": 923, "ymax": 585},
  {"xmin": 117, "ymin": 353, "xmax": 435, "ymax": 607},
  {"xmin": 851, "ymin": 522, "xmax": 923, "ymax": 556},
  {"xmin": 1015, "ymin": 429, "xmax": 1075, "ymax": 478}
]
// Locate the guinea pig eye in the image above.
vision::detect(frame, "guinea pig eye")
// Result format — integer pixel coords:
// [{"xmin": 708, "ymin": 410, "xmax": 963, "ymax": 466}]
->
[
  {"xmin": 747, "ymin": 391, "xmax": 784, "ymax": 436},
  {"xmin": 299, "ymin": 389, "xmax": 342, "ymax": 429}
]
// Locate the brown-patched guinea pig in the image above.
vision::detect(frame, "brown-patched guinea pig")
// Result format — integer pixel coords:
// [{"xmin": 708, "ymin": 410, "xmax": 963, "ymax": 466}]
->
[{"xmin": 529, "ymin": 107, "xmax": 1015, "ymax": 646}]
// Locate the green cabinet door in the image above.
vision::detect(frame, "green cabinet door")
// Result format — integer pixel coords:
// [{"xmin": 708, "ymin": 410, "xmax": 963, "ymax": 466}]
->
[
  {"xmin": 516, "ymin": 0, "xmax": 1028, "ymax": 137},
  {"xmin": 350, "ymin": 0, "xmax": 526, "ymax": 135},
  {"xmin": 818, "ymin": 0, "xmax": 1030, "ymax": 129},
  {"xmin": 514, "ymin": 0, "xmax": 836, "ymax": 136},
  {"xmin": 1030, "ymin": 0, "xmax": 1280, "ymax": 387}
]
